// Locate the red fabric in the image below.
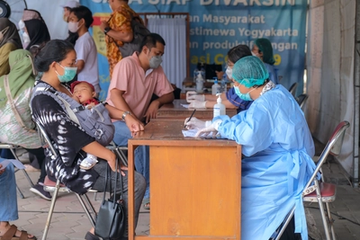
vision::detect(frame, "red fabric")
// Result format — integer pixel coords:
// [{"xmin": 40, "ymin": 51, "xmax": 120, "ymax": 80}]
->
[{"xmin": 82, "ymin": 98, "xmax": 99, "ymax": 106}]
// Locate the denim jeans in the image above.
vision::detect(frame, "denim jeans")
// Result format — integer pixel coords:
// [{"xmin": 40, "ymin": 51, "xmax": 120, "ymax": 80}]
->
[
  {"xmin": 112, "ymin": 120, "xmax": 150, "ymax": 200},
  {"xmin": 0, "ymin": 157, "xmax": 18, "ymax": 221}
]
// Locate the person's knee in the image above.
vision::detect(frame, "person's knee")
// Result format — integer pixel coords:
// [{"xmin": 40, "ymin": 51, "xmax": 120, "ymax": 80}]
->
[{"xmin": 134, "ymin": 171, "xmax": 146, "ymax": 194}]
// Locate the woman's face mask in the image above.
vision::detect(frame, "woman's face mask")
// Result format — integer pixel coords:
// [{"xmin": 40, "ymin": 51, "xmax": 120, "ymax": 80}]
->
[
  {"xmin": 225, "ymin": 67, "xmax": 232, "ymax": 79},
  {"xmin": 55, "ymin": 63, "xmax": 77, "ymax": 83},
  {"xmin": 22, "ymin": 32, "xmax": 30, "ymax": 44},
  {"xmin": 149, "ymin": 56, "xmax": 162, "ymax": 69},
  {"xmin": 234, "ymin": 81, "xmax": 256, "ymax": 101}
]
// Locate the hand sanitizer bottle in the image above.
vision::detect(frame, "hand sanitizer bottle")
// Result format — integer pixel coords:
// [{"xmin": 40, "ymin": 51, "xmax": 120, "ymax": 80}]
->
[
  {"xmin": 212, "ymin": 80, "xmax": 220, "ymax": 95},
  {"xmin": 213, "ymin": 93, "xmax": 226, "ymax": 118},
  {"xmin": 196, "ymin": 71, "xmax": 204, "ymax": 93}
]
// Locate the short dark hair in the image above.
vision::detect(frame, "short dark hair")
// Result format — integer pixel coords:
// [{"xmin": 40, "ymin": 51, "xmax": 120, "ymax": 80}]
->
[
  {"xmin": 140, "ymin": 33, "xmax": 166, "ymax": 52},
  {"xmin": 70, "ymin": 6, "xmax": 93, "ymax": 29},
  {"xmin": 227, "ymin": 45, "xmax": 252, "ymax": 64},
  {"xmin": 34, "ymin": 39, "xmax": 74, "ymax": 72}
]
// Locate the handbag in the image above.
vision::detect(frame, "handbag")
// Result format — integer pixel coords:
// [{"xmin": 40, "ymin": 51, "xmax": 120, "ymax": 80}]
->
[{"xmin": 95, "ymin": 159, "xmax": 126, "ymax": 240}]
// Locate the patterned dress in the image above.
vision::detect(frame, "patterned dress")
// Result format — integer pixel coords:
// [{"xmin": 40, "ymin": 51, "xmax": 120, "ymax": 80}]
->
[
  {"xmin": 30, "ymin": 81, "xmax": 98, "ymax": 194},
  {"xmin": 105, "ymin": 4, "xmax": 143, "ymax": 78}
]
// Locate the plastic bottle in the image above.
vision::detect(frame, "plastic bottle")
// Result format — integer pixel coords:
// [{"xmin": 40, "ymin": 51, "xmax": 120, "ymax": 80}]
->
[
  {"xmin": 213, "ymin": 93, "xmax": 226, "ymax": 118},
  {"xmin": 212, "ymin": 80, "xmax": 220, "ymax": 95},
  {"xmin": 221, "ymin": 74, "xmax": 228, "ymax": 93},
  {"xmin": 195, "ymin": 71, "xmax": 204, "ymax": 93}
]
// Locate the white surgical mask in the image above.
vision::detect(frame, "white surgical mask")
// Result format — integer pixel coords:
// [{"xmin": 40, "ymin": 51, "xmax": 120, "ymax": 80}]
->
[
  {"xmin": 68, "ymin": 21, "xmax": 80, "ymax": 33},
  {"xmin": 251, "ymin": 51, "xmax": 257, "ymax": 56},
  {"xmin": 22, "ymin": 32, "xmax": 30, "ymax": 44},
  {"xmin": 225, "ymin": 67, "xmax": 232, "ymax": 79}
]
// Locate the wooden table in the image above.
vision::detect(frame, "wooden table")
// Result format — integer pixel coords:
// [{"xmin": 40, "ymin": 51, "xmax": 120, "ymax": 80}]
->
[
  {"xmin": 128, "ymin": 120, "xmax": 242, "ymax": 240},
  {"xmin": 157, "ymin": 99, "xmax": 237, "ymax": 120}
]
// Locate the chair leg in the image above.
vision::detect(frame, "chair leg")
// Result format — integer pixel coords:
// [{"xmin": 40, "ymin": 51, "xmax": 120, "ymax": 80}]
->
[
  {"xmin": 16, "ymin": 184, "xmax": 25, "ymax": 199},
  {"xmin": 75, "ymin": 193, "xmax": 96, "ymax": 227},
  {"xmin": 325, "ymin": 202, "xmax": 336, "ymax": 240},
  {"xmin": 42, "ymin": 181, "xmax": 61, "ymax": 240},
  {"xmin": 314, "ymin": 181, "xmax": 332, "ymax": 240},
  {"xmin": 115, "ymin": 147, "xmax": 128, "ymax": 167}
]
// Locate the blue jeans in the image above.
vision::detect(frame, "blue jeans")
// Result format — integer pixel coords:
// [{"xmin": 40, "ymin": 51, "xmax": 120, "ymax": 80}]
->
[
  {"xmin": 113, "ymin": 121, "xmax": 150, "ymax": 200},
  {"xmin": 0, "ymin": 157, "xmax": 18, "ymax": 221}
]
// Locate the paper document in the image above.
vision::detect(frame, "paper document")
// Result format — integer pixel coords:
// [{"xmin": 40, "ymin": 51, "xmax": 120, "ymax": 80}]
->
[
  {"xmin": 180, "ymin": 104, "xmax": 190, "ymax": 109},
  {"xmin": 182, "ymin": 129, "xmax": 222, "ymax": 139},
  {"xmin": 0, "ymin": 159, "xmax": 25, "ymax": 170}
]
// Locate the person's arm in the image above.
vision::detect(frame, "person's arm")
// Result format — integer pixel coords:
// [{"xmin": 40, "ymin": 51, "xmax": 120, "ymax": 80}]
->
[
  {"xmin": 105, "ymin": 27, "xmax": 133, "ymax": 43},
  {"xmin": 100, "ymin": 11, "xmax": 133, "ymax": 43},
  {"xmin": 110, "ymin": 88, "xmax": 135, "ymax": 116},
  {"xmin": 205, "ymin": 99, "xmax": 237, "ymax": 109},
  {"xmin": 105, "ymin": 104, "xmax": 144, "ymax": 132},
  {"xmin": 144, "ymin": 92, "xmax": 174, "ymax": 123},
  {"xmin": 81, "ymin": 141, "xmax": 119, "ymax": 171},
  {"xmin": 75, "ymin": 59, "xmax": 85, "ymax": 73}
]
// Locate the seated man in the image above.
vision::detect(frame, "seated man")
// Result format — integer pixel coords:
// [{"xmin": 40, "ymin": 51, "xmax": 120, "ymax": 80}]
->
[{"xmin": 106, "ymin": 33, "xmax": 174, "ymax": 210}]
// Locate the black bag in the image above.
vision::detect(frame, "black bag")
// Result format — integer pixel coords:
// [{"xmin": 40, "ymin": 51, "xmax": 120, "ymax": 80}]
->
[
  {"xmin": 119, "ymin": 15, "xmax": 150, "ymax": 58},
  {"xmin": 95, "ymin": 160, "xmax": 126, "ymax": 240}
]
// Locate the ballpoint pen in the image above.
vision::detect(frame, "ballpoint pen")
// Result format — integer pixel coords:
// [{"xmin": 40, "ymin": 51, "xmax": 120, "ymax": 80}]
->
[{"xmin": 184, "ymin": 109, "xmax": 196, "ymax": 128}]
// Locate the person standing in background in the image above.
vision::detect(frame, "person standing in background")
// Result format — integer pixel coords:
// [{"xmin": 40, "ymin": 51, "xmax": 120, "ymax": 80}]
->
[
  {"xmin": 69, "ymin": 6, "xmax": 100, "ymax": 94},
  {"xmin": 61, "ymin": 0, "xmax": 80, "ymax": 45},
  {"xmin": 252, "ymin": 38, "xmax": 278, "ymax": 84},
  {"xmin": 0, "ymin": 18, "xmax": 22, "ymax": 76},
  {"xmin": 19, "ymin": 9, "xmax": 50, "ymax": 53},
  {"xmin": 100, "ymin": 0, "xmax": 145, "ymax": 78}
]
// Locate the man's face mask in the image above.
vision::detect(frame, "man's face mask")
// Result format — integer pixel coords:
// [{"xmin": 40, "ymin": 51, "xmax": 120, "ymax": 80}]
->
[{"xmin": 149, "ymin": 56, "xmax": 162, "ymax": 69}]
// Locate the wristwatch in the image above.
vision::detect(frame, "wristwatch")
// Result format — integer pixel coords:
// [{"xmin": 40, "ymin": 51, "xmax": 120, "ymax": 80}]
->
[
  {"xmin": 122, "ymin": 111, "xmax": 131, "ymax": 121},
  {"xmin": 104, "ymin": 27, "xmax": 111, "ymax": 35}
]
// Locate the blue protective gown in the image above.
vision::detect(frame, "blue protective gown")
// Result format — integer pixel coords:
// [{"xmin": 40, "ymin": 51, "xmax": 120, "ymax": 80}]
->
[{"xmin": 214, "ymin": 84, "xmax": 315, "ymax": 240}]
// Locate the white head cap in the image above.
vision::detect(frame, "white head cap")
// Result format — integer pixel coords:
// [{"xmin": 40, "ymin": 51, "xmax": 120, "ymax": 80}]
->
[{"xmin": 61, "ymin": 0, "xmax": 80, "ymax": 9}]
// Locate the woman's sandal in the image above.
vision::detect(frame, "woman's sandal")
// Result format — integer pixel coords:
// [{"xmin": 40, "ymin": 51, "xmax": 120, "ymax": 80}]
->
[
  {"xmin": 0, "ymin": 224, "xmax": 37, "ymax": 240},
  {"xmin": 84, "ymin": 231, "xmax": 100, "ymax": 240}
]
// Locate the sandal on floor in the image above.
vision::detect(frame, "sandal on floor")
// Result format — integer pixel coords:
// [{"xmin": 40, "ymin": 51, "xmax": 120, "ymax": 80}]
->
[
  {"xmin": 0, "ymin": 224, "xmax": 37, "ymax": 240},
  {"xmin": 84, "ymin": 231, "xmax": 100, "ymax": 240},
  {"xmin": 142, "ymin": 198, "xmax": 150, "ymax": 210}
]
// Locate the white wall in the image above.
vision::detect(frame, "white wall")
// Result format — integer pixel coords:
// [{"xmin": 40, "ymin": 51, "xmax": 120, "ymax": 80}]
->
[
  {"xmin": 306, "ymin": 0, "xmax": 356, "ymax": 180},
  {"xmin": 24, "ymin": 0, "xmax": 79, "ymax": 40}
]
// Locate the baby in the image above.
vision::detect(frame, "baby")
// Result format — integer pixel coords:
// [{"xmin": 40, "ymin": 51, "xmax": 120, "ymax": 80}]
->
[{"xmin": 70, "ymin": 81, "xmax": 100, "ymax": 170}]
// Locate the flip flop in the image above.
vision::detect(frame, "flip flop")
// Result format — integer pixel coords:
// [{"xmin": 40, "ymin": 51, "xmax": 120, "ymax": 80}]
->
[
  {"xmin": 142, "ymin": 198, "xmax": 150, "ymax": 210},
  {"xmin": 0, "ymin": 224, "xmax": 37, "ymax": 240}
]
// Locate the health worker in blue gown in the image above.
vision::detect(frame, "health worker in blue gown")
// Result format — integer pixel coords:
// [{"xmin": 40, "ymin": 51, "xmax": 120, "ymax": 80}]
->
[{"xmin": 185, "ymin": 56, "xmax": 316, "ymax": 240}]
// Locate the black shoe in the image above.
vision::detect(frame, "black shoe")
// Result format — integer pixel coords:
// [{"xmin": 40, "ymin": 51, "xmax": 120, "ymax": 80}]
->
[
  {"xmin": 85, "ymin": 231, "xmax": 100, "ymax": 240},
  {"xmin": 30, "ymin": 183, "xmax": 52, "ymax": 200}
]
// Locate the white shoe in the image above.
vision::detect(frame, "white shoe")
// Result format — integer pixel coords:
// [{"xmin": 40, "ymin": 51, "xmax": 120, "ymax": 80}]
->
[{"xmin": 80, "ymin": 155, "xmax": 98, "ymax": 170}]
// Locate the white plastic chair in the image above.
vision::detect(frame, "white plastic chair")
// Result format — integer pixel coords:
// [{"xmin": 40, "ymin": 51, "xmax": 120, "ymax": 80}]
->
[{"xmin": 273, "ymin": 121, "xmax": 350, "ymax": 240}]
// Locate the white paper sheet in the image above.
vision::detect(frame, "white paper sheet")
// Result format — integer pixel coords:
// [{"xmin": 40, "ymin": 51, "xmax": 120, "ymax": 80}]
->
[
  {"xmin": 180, "ymin": 104, "xmax": 190, "ymax": 109},
  {"xmin": 0, "ymin": 159, "xmax": 25, "ymax": 170}
]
